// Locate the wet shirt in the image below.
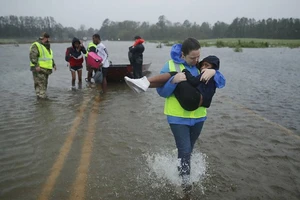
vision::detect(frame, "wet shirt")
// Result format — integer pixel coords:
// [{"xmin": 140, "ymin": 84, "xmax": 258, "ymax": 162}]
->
[{"xmin": 96, "ymin": 43, "xmax": 109, "ymax": 68}]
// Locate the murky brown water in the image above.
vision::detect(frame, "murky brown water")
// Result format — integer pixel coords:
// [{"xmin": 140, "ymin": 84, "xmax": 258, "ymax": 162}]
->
[{"xmin": 0, "ymin": 42, "xmax": 300, "ymax": 200}]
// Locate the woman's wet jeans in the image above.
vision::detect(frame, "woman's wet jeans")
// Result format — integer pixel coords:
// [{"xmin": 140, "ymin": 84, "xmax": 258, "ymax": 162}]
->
[{"xmin": 169, "ymin": 122, "xmax": 204, "ymax": 184}]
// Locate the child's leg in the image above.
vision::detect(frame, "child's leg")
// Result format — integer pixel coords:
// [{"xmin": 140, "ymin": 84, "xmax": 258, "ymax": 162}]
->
[
  {"xmin": 71, "ymin": 71, "xmax": 76, "ymax": 87},
  {"xmin": 77, "ymin": 69, "xmax": 82, "ymax": 84},
  {"xmin": 198, "ymin": 79, "xmax": 216, "ymax": 108},
  {"xmin": 148, "ymin": 72, "xmax": 177, "ymax": 88},
  {"xmin": 124, "ymin": 72, "xmax": 177, "ymax": 93},
  {"xmin": 174, "ymin": 82, "xmax": 202, "ymax": 111}
]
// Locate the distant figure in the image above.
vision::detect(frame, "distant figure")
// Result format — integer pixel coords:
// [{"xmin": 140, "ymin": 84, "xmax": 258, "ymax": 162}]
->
[
  {"xmin": 128, "ymin": 36, "xmax": 145, "ymax": 79},
  {"xmin": 65, "ymin": 37, "xmax": 87, "ymax": 89},
  {"xmin": 29, "ymin": 32, "xmax": 56, "ymax": 99}
]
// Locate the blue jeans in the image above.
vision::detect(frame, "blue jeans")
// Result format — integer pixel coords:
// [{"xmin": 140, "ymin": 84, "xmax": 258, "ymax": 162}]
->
[{"xmin": 169, "ymin": 121, "xmax": 204, "ymax": 177}]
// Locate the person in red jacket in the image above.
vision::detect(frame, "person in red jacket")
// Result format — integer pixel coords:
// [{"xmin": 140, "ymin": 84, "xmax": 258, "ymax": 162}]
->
[
  {"xmin": 65, "ymin": 37, "xmax": 87, "ymax": 89},
  {"xmin": 128, "ymin": 36, "xmax": 145, "ymax": 79}
]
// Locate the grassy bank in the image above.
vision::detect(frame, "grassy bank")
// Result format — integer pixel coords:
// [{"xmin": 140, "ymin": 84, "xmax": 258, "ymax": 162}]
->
[
  {"xmin": 199, "ymin": 38, "xmax": 300, "ymax": 48},
  {"xmin": 150, "ymin": 38, "xmax": 300, "ymax": 49},
  {"xmin": 2, "ymin": 38, "xmax": 300, "ymax": 48}
]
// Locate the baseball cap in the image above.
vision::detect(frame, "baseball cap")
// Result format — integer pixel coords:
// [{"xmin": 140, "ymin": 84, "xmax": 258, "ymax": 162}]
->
[{"xmin": 39, "ymin": 32, "xmax": 50, "ymax": 39}]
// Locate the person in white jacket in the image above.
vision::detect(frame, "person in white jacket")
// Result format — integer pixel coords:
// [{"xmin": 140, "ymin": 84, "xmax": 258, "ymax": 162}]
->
[{"xmin": 94, "ymin": 34, "xmax": 110, "ymax": 93}]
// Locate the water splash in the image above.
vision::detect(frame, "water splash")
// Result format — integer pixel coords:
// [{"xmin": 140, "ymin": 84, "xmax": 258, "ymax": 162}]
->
[{"xmin": 141, "ymin": 149, "xmax": 208, "ymax": 194}]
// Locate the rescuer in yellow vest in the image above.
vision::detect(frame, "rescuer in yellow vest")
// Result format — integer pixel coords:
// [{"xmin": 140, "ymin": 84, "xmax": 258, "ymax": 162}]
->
[
  {"xmin": 156, "ymin": 38, "xmax": 226, "ymax": 192},
  {"xmin": 29, "ymin": 32, "xmax": 56, "ymax": 99},
  {"xmin": 84, "ymin": 34, "xmax": 100, "ymax": 86}
]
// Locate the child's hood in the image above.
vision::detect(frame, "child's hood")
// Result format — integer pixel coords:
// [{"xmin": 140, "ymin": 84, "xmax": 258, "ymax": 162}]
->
[{"xmin": 200, "ymin": 55, "xmax": 220, "ymax": 70}]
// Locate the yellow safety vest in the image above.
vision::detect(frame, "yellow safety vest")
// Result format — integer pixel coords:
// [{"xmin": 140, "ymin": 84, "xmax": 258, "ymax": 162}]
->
[
  {"xmin": 164, "ymin": 60, "xmax": 207, "ymax": 118},
  {"xmin": 30, "ymin": 42, "xmax": 53, "ymax": 69},
  {"xmin": 85, "ymin": 42, "xmax": 97, "ymax": 57}
]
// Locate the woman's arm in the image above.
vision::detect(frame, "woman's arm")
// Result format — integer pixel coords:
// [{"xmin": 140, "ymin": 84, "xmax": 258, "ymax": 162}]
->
[
  {"xmin": 81, "ymin": 46, "xmax": 87, "ymax": 54},
  {"xmin": 65, "ymin": 48, "xmax": 70, "ymax": 62},
  {"xmin": 156, "ymin": 62, "xmax": 177, "ymax": 98},
  {"xmin": 214, "ymin": 70, "xmax": 226, "ymax": 88}
]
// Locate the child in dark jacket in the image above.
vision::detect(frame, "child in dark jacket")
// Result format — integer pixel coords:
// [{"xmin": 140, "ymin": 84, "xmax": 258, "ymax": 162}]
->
[
  {"xmin": 124, "ymin": 55, "xmax": 221, "ymax": 111},
  {"xmin": 65, "ymin": 37, "xmax": 87, "ymax": 88}
]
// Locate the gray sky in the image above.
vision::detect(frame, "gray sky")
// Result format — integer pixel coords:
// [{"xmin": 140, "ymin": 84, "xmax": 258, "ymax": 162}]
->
[{"xmin": 1, "ymin": 0, "xmax": 300, "ymax": 29}]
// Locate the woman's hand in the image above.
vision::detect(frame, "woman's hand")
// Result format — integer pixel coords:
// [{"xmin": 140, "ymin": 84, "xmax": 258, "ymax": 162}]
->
[
  {"xmin": 200, "ymin": 69, "xmax": 216, "ymax": 83},
  {"xmin": 171, "ymin": 72, "xmax": 186, "ymax": 84}
]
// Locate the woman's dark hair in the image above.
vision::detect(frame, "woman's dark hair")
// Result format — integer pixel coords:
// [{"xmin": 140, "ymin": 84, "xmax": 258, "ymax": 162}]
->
[{"xmin": 181, "ymin": 37, "xmax": 201, "ymax": 56}]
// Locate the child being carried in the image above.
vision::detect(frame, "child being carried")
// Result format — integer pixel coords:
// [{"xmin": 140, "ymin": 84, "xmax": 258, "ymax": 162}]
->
[{"xmin": 124, "ymin": 55, "xmax": 220, "ymax": 111}]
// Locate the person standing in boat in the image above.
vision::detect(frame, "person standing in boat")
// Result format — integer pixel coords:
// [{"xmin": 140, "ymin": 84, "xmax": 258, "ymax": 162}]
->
[
  {"xmin": 128, "ymin": 36, "xmax": 145, "ymax": 79},
  {"xmin": 65, "ymin": 37, "xmax": 87, "ymax": 89},
  {"xmin": 29, "ymin": 32, "xmax": 56, "ymax": 99}
]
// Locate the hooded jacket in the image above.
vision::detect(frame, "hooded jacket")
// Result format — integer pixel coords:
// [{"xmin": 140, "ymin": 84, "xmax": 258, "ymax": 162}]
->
[
  {"xmin": 198, "ymin": 55, "xmax": 220, "ymax": 70},
  {"xmin": 65, "ymin": 37, "xmax": 87, "ymax": 67},
  {"xmin": 157, "ymin": 44, "xmax": 226, "ymax": 125},
  {"xmin": 178, "ymin": 55, "xmax": 220, "ymax": 109}
]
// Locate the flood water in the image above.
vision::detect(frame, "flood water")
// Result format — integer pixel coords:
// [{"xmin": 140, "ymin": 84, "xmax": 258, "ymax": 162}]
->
[{"xmin": 0, "ymin": 41, "xmax": 299, "ymax": 200}]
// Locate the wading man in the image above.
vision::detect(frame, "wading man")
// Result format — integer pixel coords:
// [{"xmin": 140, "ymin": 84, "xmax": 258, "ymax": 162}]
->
[{"xmin": 29, "ymin": 32, "xmax": 56, "ymax": 99}]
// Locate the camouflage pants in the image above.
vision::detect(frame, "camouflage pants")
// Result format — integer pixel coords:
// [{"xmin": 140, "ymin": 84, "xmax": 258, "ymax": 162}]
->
[{"xmin": 32, "ymin": 71, "xmax": 49, "ymax": 98}]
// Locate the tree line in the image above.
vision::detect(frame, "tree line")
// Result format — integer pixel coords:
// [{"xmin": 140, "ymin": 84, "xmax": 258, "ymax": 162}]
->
[{"xmin": 0, "ymin": 15, "xmax": 299, "ymax": 41}]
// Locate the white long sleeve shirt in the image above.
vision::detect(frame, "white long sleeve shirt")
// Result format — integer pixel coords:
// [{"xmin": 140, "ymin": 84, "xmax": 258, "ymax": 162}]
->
[{"xmin": 96, "ymin": 42, "xmax": 110, "ymax": 68}]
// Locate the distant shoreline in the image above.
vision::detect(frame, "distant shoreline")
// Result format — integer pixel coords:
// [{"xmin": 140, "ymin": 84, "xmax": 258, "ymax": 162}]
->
[
  {"xmin": 0, "ymin": 39, "xmax": 71, "ymax": 45},
  {"xmin": 1, "ymin": 38, "xmax": 300, "ymax": 48}
]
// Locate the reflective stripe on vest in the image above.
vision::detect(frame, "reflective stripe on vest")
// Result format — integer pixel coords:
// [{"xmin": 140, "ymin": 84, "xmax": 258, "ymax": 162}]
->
[
  {"xmin": 85, "ymin": 42, "xmax": 97, "ymax": 57},
  {"xmin": 163, "ymin": 60, "xmax": 207, "ymax": 118},
  {"xmin": 30, "ymin": 42, "xmax": 53, "ymax": 69}
]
